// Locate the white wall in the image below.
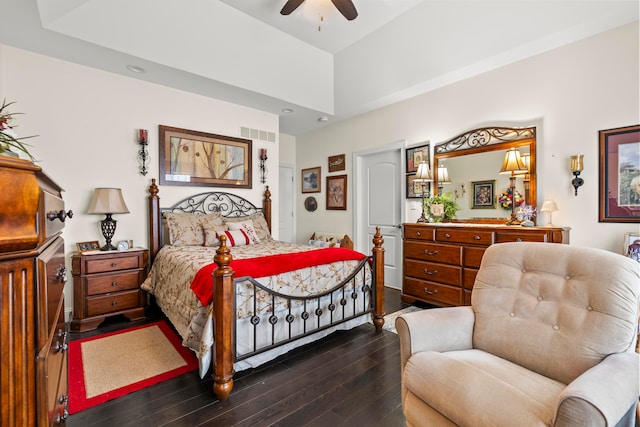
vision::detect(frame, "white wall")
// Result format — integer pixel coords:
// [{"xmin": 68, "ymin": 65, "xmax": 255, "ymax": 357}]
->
[
  {"xmin": 296, "ymin": 22, "xmax": 640, "ymax": 254},
  {"xmin": 0, "ymin": 45, "xmax": 279, "ymax": 319}
]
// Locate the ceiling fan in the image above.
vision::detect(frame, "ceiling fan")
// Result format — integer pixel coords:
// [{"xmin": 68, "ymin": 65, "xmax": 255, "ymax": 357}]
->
[{"xmin": 280, "ymin": 0, "xmax": 358, "ymax": 21}]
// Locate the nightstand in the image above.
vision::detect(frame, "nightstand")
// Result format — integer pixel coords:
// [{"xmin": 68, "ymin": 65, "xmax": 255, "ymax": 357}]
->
[{"xmin": 70, "ymin": 248, "xmax": 149, "ymax": 332}]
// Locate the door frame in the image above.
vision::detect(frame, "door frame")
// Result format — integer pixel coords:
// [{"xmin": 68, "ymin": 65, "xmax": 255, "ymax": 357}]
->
[
  {"xmin": 353, "ymin": 140, "xmax": 406, "ymax": 251},
  {"xmin": 278, "ymin": 163, "xmax": 296, "ymax": 243}
]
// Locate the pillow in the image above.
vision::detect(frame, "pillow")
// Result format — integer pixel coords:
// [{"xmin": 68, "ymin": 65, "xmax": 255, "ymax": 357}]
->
[
  {"xmin": 204, "ymin": 227, "xmax": 228, "ymax": 247},
  {"xmin": 163, "ymin": 212, "xmax": 224, "ymax": 246},
  {"xmin": 163, "ymin": 212, "xmax": 204, "ymax": 246},
  {"xmin": 219, "ymin": 229, "xmax": 251, "ymax": 247},
  {"xmin": 227, "ymin": 220, "xmax": 260, "ymax": 244},
  {"xmin": 308, "ymin": 239, "xmax": 332, "ymax": 248},
  {"xmin": 224, "ymin": 212, "xmax": 271, "ymax": 241}
]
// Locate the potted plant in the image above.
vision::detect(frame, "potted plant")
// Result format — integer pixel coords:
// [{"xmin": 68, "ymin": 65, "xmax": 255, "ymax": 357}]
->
[
  {"xmin": 0, "ymin": 100, "xmax": 36, "ymax": 161},
  {"xmin": 424, "ymin": 193, "xmax": 461, "ymax": 222}
]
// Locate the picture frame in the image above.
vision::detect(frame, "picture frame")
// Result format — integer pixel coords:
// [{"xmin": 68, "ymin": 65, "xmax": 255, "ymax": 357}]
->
[
  {"xmin": 326, "ymin": 174, "xmax": 347, "ymax": 210},
  {"xmin": 406, "ymin": 143, "xmax": 430, "ymax": 173},
  {"xmin": 76, "ymin": 240, "xmax": 100, "ymax": 253},
  {"xmin": 406, "ymin": 173, "xmax": 430, "ymax": 199},
  {"xmin": 159, "ymin": 125, "xmax": 252, "ymax": 188},
  {"xmin": 302, "ymin": 166, "xmax": 321, "ymax": 193},
  {"xmin": 598, "ymin": 124, "xmax": 640, "ymax": 223},
  {"xmin": 623, "ymin": 232, "xmax": 640, "ymax": 256},
  {"xmin": 328, "ymin": 154, "xmax": 346, "ymax": 172},
  {"xmin": 471, "ymin": 180, "xmax": 496, "ymax": 209}
]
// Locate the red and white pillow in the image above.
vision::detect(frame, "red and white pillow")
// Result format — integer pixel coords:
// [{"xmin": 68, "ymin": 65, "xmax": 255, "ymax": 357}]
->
[{"xmin": 226, "ymin": 220, "xmax": 260, "ymax": 244}]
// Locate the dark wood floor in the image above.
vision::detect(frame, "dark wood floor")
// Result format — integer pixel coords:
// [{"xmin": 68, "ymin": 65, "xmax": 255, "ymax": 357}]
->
[{"xmin": 67, "ymin": 287, "xmax": 410, "ymax": 427}]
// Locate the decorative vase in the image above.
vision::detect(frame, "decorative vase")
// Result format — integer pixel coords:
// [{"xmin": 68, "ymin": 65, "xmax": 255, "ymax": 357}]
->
[{"xmin": 0, "ymin": 147, "xmax": 19, "ymax": 158}]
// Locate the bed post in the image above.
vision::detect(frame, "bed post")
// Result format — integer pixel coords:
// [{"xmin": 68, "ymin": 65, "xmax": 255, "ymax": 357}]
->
[
  {"xmin": 263, "ymin": 186, "xmax": 272, "ymax": 232},
  {"xmin": 212, "ymin": 235, "xmax": 235, "ymax": 401},
  {"xmin": 148, "ymin": 179, "xmax": 161, "ymax": 265},
  {"xmin": 372, "ymin": 227, "xmax": 385, "ymax": 332}
]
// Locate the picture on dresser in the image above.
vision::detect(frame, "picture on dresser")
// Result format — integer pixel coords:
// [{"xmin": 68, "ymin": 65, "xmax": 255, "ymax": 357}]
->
[
  {"xmin": 471, "ymin": 180, "xmax": 496, "ymax": 209},
  {"xmin": 77, "ymin": 240, "xmax": 100, "ymax": 253}
]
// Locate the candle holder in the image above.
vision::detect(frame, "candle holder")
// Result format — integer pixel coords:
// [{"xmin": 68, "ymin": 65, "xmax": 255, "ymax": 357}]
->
[
  {"xmin": 137, "ymin": 129, "xmax": 150, "ymax": 176},
  {"xmin": 259, "ymin": 148, "xmax": 267, "ymax": 184}
]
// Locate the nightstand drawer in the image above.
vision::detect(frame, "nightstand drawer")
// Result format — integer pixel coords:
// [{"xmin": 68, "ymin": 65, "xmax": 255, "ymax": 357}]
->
[
  {"xmin": 85, "ymin": 255, "xmax": 140, "ymax": 274},
  {"xmin": 86, "ymin": 271, "xmax": 141, "ymax": 296},
  {"xmin": 404, "ymin": 259, "xmax": 461, "ymax": 286},
  {"xmin": 404, "ymin": 241, "xmax": 462, "ymax": 265},
  {"xmin": 86, "ymin": 290, "xmax": 140, "ymax": 316}
]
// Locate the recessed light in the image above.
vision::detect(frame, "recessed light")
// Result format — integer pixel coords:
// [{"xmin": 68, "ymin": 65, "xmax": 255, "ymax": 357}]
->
[
  {"xmin": 282, "ymin": 108, "xmax": 294, "ymax": 113},
  {"xmin": 318, "ymin": 116, "xmax": 329, "ymax": 122},
  {"xmin": 126, "ymin": 65, "xmax": 147, "ymax": 74}
]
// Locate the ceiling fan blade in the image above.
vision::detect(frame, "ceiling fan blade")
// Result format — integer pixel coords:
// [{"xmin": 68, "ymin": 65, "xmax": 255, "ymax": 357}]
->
[
  {"xmin": 280, "ymin": 0, "xmax": 305, "ymax": 15},
  {"xmin": 331, "ymin": 0, "xmax": 358, "ymax": 20}
]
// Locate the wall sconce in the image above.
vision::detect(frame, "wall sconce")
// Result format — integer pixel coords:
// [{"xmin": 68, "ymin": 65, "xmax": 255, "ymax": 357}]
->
[
  {"xmin": 499, "ymin": 148, "xmax": 528, "ymax": 225},
  {"xmin": 414, "ymin": 161, "xmax": 433, "ymax": 223},
  {"xmin": 436, "ymin": 164, "xmax": 451, "ymax": 194},
  {"xmin": 540, "ymin": 200, "xmax": 558, "ymax": 227},
  {"xmin": 137, "ymin": 129, "xmax": 150, "ymax": 176},
  {"xmin": 259, "ymin": 148, "xmax": 268, "ymax": 184},
  {"xmin": 570, "ymin": 154, "xmax": 584, "ymax": 196},
  {"xmin": 87, "ymin": 188, "xmax": 130, "ymax": 250}
]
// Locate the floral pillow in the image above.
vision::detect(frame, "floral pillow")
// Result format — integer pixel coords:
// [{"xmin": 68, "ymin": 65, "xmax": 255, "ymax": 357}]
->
[
  {"xmin": 227, "ymin": 220, "xmax": 260, "ymax": 244},
  {"xmin": 203, "ymin": 227, "xmax": 228, "ymax": 247},
  {"xmin": 164, "ymin": 212, "xmax": 224, "ymax": 246},
  {"xmin": 224, "ymin": 212, "xmax": 271, "ymax": 241}
]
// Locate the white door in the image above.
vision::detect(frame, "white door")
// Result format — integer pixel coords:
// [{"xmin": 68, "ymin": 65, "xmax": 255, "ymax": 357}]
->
[
  {"xmin": 278, "ymin": 164, "xmax": 295, "ymax": 243},
  {"xmin": 355, "ymin": 145, "xmax": 403, "ymax": 289}
]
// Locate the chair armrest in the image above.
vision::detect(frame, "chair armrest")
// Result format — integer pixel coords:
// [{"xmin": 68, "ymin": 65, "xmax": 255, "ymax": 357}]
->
[
  {"xmin": 555, "ymin": 351, "xmax": 639, "ymax": 426},
  {"xmin": 395, "ymin": 306, "xmax": 475, "ymax": 368}
]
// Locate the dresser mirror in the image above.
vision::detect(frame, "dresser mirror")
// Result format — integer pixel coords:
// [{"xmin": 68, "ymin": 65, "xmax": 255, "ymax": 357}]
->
[{"xmin": 433, "ymin": 126, "xmax": 537, "ymax": 223}]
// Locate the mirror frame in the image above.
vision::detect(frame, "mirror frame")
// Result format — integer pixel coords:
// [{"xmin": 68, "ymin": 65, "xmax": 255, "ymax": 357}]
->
[{"xmin": 433, "ymin": 126, "xmax": 537, "ymax": 224}]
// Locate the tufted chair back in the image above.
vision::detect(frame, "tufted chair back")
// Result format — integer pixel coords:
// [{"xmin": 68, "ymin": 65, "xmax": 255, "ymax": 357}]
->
[{"xmin": 472, "ymin": 242, "xmax": 640, "ymax": 385}]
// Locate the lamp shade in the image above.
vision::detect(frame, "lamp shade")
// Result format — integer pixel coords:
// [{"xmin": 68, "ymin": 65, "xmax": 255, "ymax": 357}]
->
[
  {"xmin": 87, "ymin": 188, "xmax": 130, "ymax": 214},
  {"xmin": 437, "ymin": 165, "xmax": 451, "ymax": 184},
  {"xmin": 414, "ymin": 161, "xmax": 433, "ymax": 182},
  {"xmin": 540, "ymin": 200, "xmax": 558, "ymax": 213},
  {"xmin": 499, "ymin": 148, "xmax": 528, "ymax": 174},
  {"xmin": 515, "ymin": 153, "xmax": 531, "ymax": 175}
]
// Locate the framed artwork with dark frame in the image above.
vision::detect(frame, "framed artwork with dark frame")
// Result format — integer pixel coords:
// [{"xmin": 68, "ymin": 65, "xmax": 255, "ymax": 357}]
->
[
  {"xmin": 326, "ymin": 174, "xmax": 347, "ymax": 210},
  {"xmin": 302, "ymin": 166, "xmax": 321, "ymax": 193},
  {"xmin": 406, "ymin": 173, "xmax": 430, "ymax": 199},
  {"xmin": 159, "ymin": 125, "xmax": 252, "ymax": 188},
  {"xmin": 406, "ymin": 143, "xmax": 430, "ymax": 173},
  {"xmin": 471, "ymin": 180, "xmax": 496, "ymax": 209},
  {"xmin": 599, "ymin": 124, "xmax": 640, "ymax": 223},
  {"xmin": 76, "ymin": 240, "xmax": 100, "ymax": 253},
  {"xmin": 328, "ymin": 154, "xmax": 346, "ymax": 172}
]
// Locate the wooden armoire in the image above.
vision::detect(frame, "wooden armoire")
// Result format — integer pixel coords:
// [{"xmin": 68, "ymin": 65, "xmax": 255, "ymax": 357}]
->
[{"xmin": 0, "ymin": 156, "xmax": 70, "ymax": 426}]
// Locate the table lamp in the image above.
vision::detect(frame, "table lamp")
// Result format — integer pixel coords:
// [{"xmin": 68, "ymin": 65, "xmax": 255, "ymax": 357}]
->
[
  {"xmin": 436, "ymin": 164, "xmax": 451, "ymax": 194},
  {"xmin": 414, "ymin": 161, "xmax": 433, "ymax": 223},
  {"xmin": 87, "ymin": 188, "xmax": 130, "ymax": 250},
  {"xmin": 540, "ymin": 200, "xmax": 558, "ymax": 227},
  {"xmin": 499, "ymin": 148, "xmax": 528, "ymax": 225}
]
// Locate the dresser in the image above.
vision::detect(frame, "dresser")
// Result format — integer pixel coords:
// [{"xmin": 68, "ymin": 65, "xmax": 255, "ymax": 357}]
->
[
  {"xmin": 0, "ymin": 156, "xmax": 70, "ymax": 426},
  {"xmin": 70, "ymin": 248, "xmax": 148, "ymax": 332},
  {"xmin": 403, "ymin": 223, "xmax": 570, "ymax": 307}
]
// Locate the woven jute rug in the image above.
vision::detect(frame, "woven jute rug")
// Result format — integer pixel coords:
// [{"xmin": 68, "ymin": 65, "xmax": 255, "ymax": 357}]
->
[
  {"xmin": 381, "ymin": 305, "xmax": 423, "ymax": 334},
  {"xmin": 68, "ymin": 320, "xmax": 198, "ymax": 414}
]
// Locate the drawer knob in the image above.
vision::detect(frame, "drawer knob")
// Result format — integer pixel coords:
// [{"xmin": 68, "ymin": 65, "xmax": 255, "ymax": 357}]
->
[
  {"xmin": 55, "ymin": 409, "xmax": 69, "ymax": 424},
  {"xmin": 111, "ymin": 281, "xmax": 118, "ymax": 287},
  {"xmin": 54, "ymin": 341, "xmax": 68, "ymax": 353},
  {"xmin": 56, "ymin": 265, "xmax": 68, "ymax": 283},
  {"xmin": 47, "ymin": 209, "xmax": 74, "ymax": 223},
  {"xmin": 424, "ymin": 249, "xmax": 439, "ymax": 256},
  {"xmin": 416, "ymin": 231, "xmax": 421, "ymax": 236},
  {"xmin": 423, "ymin": 287, "xmax": 438, "ymax": 295},
  {"xmin": 423, "ymin": 268, "xmax": 438, "ymax": 275},
  {"xmin": 515, "ymin": 237, "xmax": 523, "ymax": 242},
  {"xmin": 111, "ymin": 262, "xmax": 117, "ymax": 267},
  {"xmin": 112, "ymin": 301, "xmax": 118, "ymax": 307},
  {"xmin": 445, "ymin": 233, "xmax": 451, "ymax": 238},
  {"xmin": 474, "ymin": 235, "xmax": 481, "ymax": 240},
  {"xmin": 58, "ymin": 394, "xmax": 68, "ymax": 404}
]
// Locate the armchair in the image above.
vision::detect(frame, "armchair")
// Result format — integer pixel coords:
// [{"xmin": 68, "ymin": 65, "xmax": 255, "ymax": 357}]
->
[{"xmin": 397, "ymin": 242, "xmax": 640, "ymax": 427}]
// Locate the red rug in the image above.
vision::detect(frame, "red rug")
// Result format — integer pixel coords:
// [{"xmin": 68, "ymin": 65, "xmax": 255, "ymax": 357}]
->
[{"xmin": 68, "ymin": 320, "xmax": 198, "ymax": 414}]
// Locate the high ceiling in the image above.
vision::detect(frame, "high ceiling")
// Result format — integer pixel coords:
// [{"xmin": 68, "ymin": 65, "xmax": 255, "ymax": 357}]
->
[{"xmin": 0, "ymin": 0, "xmax": 637, "ymax": 135}]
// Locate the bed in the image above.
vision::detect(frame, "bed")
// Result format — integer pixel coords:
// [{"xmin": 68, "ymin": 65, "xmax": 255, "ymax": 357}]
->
[{"xmin": 142, "ymin": 179, "xmax": 386, "ymax": 400}]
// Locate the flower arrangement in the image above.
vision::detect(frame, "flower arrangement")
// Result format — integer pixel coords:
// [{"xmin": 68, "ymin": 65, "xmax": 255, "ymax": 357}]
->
[
  {"xmin": 0, "ymin": 99, "xmax": 37, "ymax": 161},
  {"xmin": 424, "ymin": 193, "xmax": 461, "ymax": 222},
  {"xmin": 497, "ymin": 188, "xmax": 523, "ymax": 210}
]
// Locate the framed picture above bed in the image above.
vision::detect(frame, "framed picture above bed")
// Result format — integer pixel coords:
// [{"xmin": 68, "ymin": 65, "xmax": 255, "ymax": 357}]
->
[
  {"xmin": 159, "ymin": 125, "xmax": 252, "ymax": 188},
  {"xmin": 598, "ymin": 124, "xmax": 640, "ymax": 223}
]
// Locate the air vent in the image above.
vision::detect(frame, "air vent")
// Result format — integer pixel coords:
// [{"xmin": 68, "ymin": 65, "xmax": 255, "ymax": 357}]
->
[{"xmin": 240, "ymin": 127, "xmax": 276, "ymax": 143}]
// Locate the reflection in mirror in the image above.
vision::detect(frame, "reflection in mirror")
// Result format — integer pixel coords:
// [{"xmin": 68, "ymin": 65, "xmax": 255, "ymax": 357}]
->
[{"xmin": 433, "ymin": 126, "xmax": 536, "ymax": 224}]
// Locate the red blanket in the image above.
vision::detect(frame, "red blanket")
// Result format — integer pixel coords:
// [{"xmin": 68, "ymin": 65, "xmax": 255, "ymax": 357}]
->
[{"xmin": 190, "ymin": 247, "xmax": 367, "ymax": 306}]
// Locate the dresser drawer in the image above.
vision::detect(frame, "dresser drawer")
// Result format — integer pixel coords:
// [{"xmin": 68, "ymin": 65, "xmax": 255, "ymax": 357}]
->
[
  {"xmin": 86, "ymin": 290, "xmax": 140, "ymax": 316},
  {"xmin": 404, "ymin": 259, "xmax": 462, "ymax": 286},
  {"xmin": 85, "ymin": 271, "xmax": 141, "ymax": 296},
  {"xmin": 41, "ymin": 190, "xmax": 66, "ymax": 241},
  {"xmin": 463, "ymin": 246, "xmax": 486, "ymax": 268},
  {"xmin": 435, "ymin": 228, "xmax": 494, "ymax": 245},
  {"xmin": 463, "ymin": 268, "xmax": 478, "ymax": 290},
  {"xmin": 403, "ymin": 277, "xmax": 462, "ymax": 306},
  {"xmin": 404, "ymin": 225, "xmax": 434, "ymax": 241},
  {"xmin": 495, "ymin": 231, "xmax": 548, "ymax": 243},
  {"xmin": 37, "ymin": 237, "xmax": 66, "ymax": 347},
  {"xmin": 84, "ymin": 255, "xmax": 140, "ymax": 274},
  {"xmin": 404, "ymin": 241, "xmax": 462, "ymax": 265}
]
